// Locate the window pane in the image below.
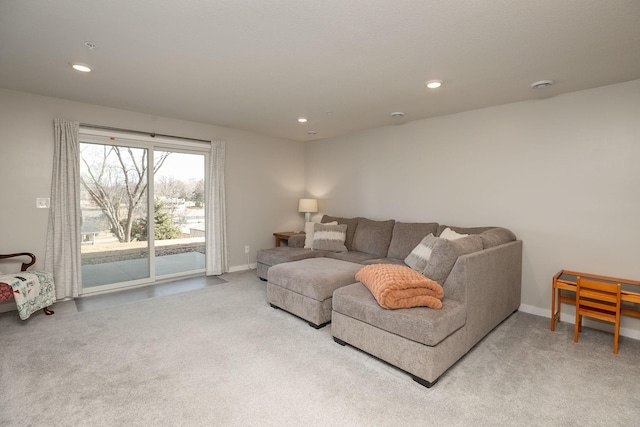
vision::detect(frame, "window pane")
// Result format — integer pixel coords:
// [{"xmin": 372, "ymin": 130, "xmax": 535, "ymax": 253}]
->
[
  {"xmin": 80, "ymin": 143, "xmax": 150, "ymax": 287},
  {"xmin": 154, "ymin": 151, "xmax": 206, "ymax": 277}
]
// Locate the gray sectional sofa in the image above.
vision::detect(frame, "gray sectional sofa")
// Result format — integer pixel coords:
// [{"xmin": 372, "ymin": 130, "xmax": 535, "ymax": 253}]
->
[{"xmin": 258, "ymin": 215, "xmax": 522, "ymax": 387}]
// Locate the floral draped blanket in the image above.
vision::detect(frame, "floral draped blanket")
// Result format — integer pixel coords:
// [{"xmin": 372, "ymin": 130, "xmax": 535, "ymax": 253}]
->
[{"xmin": 0, "ymin": 271, "xmax": 56, "ymax": 320}]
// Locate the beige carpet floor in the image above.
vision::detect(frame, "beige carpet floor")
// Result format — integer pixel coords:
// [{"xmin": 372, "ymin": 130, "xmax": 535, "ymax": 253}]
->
[{"xmin": 1, "ymin": 270, "xmax": 639, "ymax": 426}]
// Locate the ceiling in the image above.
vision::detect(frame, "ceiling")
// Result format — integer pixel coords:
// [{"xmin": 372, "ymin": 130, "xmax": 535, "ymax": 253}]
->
[{"xmin": 1, "ymin": 1, "xmax": 639, "ymax": 142}]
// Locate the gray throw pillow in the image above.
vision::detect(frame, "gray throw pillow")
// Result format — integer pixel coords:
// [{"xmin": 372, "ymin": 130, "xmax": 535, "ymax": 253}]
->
[
  {"xmin": 423, "ymin": 235, "xmax": 483, "ymax": 284},
  {"xmin": 404, "ymin": 234, "xmax": 438, "ymax": 272},
  {"xmin": 312, "ymin": 223, "xmax": 348, "ymax": 252}
]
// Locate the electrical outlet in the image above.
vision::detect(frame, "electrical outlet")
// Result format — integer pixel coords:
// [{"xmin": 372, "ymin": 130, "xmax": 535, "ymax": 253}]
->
[
  {"xmin": 36, "ymin": 198, "xmax": 50, "ymax": 208},
  {"xmin": 244, "ymin": 245, "xmax": 250, "ymax": 254}
]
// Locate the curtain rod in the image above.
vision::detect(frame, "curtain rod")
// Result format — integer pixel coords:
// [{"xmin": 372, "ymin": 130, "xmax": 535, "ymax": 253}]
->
[{"xmin": 80, "ymin": 123, "xmax": 211, "ymax": 143}]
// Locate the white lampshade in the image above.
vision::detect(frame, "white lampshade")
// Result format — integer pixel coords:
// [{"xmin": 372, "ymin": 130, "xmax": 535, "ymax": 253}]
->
[
  {"xmin": 298, "ymin": 198, "xmax": 318, "ymax": 223},
  {"xmin": 298, "ymin": 198, "xmax": 318, "ymax": 213}
]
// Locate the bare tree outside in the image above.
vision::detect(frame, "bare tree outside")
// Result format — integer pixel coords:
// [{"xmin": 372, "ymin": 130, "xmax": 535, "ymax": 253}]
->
[
  {"xmin": 80, "ymin": 143, "xmax": 170, "ymax": 243},
  {"xmin": 191, "ymin": 179, "xmax": 204, "ymax": 207},
  {"xmin": 155, "ymin": 176, "xmax": 188, "ymax": 215}
]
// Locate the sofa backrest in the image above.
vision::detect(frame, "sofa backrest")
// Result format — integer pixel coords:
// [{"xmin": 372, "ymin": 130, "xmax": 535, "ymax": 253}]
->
[
  {"xmin": 436, "ymin": 225, "xmax": 494, "ymax": 236},
  {"xmin": 477, "ymin": 228, "xmax": 517, "ymax": 249},
  {"xmin": 318, "ymin": 215, "xmax": 516, "ymax": 266},
  {"xmin": 436, "ymin": 225, "xmax": 516, "ymax": 249},
  {"xmin": 351, "ymin": 218, "xmax": 395, "ymax": 257},
  {"xmin": 387, "ymin": 222, "xmax": 439, "ymax": 259}
]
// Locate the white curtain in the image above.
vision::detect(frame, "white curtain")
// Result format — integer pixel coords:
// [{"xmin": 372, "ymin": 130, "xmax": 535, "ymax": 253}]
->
[
  {"xmin": 45, "ymin": 119, "xmax": 82, "ymax": 299},
  {"xmin": 205, "ymin": 140, "xmax": 228, "ymax": 275}
]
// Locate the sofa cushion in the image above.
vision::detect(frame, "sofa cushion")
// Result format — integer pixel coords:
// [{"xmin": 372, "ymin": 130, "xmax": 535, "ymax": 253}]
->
[
  {"xmin": 351, "ymin": 218, "xmax": 395, "ymax": 257},
  {"xmin": 355, "ymin": 264, "xmax": 444, "ymax": 309},
  {"xmin": 311, "ymin": 223, "xmax": 348, "ymax": 252},
  {"xmin": 332, "ymin": 283, "xmax": 466, "ymax": 346},
  {"xmin": 0, "ymin": 282, "xmax": 13, "ymax": 302},
  {"xmin": 268, "ymin": 258, "xmax": 362, "ymax": 302},
  {"xmin": 324, "ymin": 250, "xmax": 379, "ymax": 264},
  {"xmin": 361, "ymin": 258, "xmax": 406, "ymax": 266},
  {"xmin": 404, "ymin": 234, "xmax": 437, "ymax": 272},
  {"xmin": 479, "ymin": 227, "xmax": 516, "ymax": 249},
  {"xmin": 322, "ymin": 215, "xmax": 359, "ymax": 250},
  {"xmin": 387, "ymin": 222, "xmax": 439, "ymax": 259},
  {"xmin": 423, "ymin": 235, "xmax": 483, "ymax": 285},
  {"xmin": 257, "ymin": 247, "xmax": 325, "ymax": 267}
]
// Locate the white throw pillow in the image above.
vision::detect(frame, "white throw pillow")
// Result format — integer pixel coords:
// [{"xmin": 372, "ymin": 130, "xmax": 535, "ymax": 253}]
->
[
  {"xmin": 440, "ymin": 227, "xmax": 469, "ymax": 240},
  {"xmin": 404, "ymin": 234, "xmax": 438, "ymax": 272},
  {"xmin": 304, "ymin": 221, "xmax": 337, "ymax": 248}
]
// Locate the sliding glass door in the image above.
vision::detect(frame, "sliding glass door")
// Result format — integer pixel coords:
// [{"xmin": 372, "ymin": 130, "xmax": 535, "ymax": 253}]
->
[
  {"xmin": 153, "ymin": 151, "xmax": 205, "ymax": 277},
  {"xmin": 80, "ymin": 143, "xmax": 151, "ymax": 287},
  {"xmin": 79, "ymin": 135, "xmax": 206, "ymax": 293}
]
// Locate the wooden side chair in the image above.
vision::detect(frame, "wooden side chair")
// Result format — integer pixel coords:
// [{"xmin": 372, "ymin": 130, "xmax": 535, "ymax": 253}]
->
[
  {"xmin": 0, "ymin": 253, "xmax": 55, "ymax": 319},
  {"xmin": 573, "ymin": 276, "xmax": 622, "ymax": 354}
]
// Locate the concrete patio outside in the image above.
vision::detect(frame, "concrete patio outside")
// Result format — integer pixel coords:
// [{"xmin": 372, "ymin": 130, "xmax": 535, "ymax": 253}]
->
[{"xmin": 81, "ymin": 251, "xmax": 205, "ymax": 288}]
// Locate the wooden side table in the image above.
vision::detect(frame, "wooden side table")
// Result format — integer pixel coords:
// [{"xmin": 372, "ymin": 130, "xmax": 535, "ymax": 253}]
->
[{"xmin": 273, "ymin": 231, "xmax": 305, "ymax": 247}]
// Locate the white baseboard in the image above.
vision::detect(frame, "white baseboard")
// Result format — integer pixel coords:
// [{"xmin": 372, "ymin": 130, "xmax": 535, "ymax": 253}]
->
[
  {"xmin": 518, "ymin": 303, "xmax": 550, "ymax": 318},
  {"xmin": 227, "ymin": 263, "xmax": 257, "ymax": 273},
  {"xmin": 518, "ymin": 303, "xmax": 640, "ymax": 340}
]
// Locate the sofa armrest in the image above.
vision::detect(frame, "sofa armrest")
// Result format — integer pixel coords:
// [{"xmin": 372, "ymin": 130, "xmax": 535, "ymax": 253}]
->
[
  {"xmin": 288, "ymin": 234, "xmax": 305, "ymax": 248},
  {"xmin": 444, "ymin": 240, "xmax": 522, "ymax": 342},
  {"xmin": 0, "ymin": 252, "xmax": 37, "ymax": 271}
]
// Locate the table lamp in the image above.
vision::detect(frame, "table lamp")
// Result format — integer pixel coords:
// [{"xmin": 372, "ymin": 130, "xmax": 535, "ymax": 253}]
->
[{"xmin": 298, "ymin": 198, "xmax": 318, "ymax": 223}]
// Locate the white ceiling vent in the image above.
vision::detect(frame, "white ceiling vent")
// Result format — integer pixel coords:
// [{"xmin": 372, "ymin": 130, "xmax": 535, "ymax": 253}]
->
[{"xmin": 531, "ymin": 80, "xmax": 554, "ymax": 89}]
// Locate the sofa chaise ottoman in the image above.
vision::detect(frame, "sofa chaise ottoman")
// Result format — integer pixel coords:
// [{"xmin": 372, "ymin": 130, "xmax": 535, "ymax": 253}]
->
[
  {"xmin": 267, "ymin": 257, "xmax": 362, "ymax": 328},
  {"xmin": 257, "ymin": 247, "xmax": 327, "ymax": 281}
]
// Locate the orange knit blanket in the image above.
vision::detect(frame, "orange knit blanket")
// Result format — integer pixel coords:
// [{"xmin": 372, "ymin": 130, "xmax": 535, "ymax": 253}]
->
[{"xmin": 355, "ymin": 264, "xmax": 444, "ymax": 310}]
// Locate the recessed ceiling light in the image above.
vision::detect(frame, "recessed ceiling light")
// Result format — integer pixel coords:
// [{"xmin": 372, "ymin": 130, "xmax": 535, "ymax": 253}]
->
[
  {"xmin": 297, "ymin": 117, "xmax": 308, "ymax": 123},
  {"xmin": 425, "ymin": 80, "xmax": 443, "ymax": 89},
  {"xmin": 390, "ymin": 112, "xmax": 405, "ymax": 118},
  {"xmin": 531, "ymin": 80, "xmax": 554, "ymax": 89},
  {"xmin": 70, "ymin": 63, "xmax": 91, "ymax": 72}
]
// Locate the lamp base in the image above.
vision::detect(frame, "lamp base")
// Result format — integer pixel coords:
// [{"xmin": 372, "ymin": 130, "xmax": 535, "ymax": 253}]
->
[{"xmin": 304, "ymin": 212, "xmax": 311, "ymax": 223}]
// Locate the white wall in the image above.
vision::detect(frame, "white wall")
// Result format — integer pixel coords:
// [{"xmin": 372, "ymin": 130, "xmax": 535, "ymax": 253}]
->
[
  {"xmin": 305, "ymin": 79, "xmax": 640, "ymax": 337},
  {"xmin": 0, "ymin": 88, "xmax": 305, "ymax": 276},
  {"xmin": 3, "ymin": 81, "xmax": 639, "ymax": 337}
]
